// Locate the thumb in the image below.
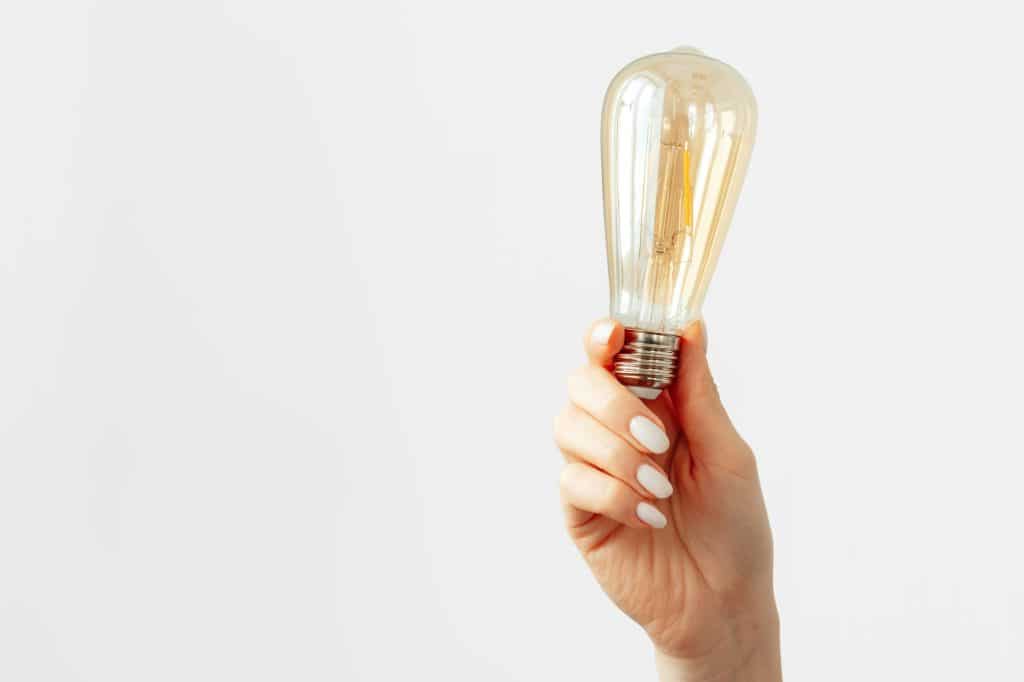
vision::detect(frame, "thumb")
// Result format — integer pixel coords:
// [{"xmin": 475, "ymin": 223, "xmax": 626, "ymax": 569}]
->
[{"xmin": 669, "ymin": 321, "xmax": 753, "ymax": 473}]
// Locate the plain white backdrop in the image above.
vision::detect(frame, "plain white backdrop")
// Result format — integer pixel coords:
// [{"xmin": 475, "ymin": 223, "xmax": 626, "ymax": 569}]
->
[{"xmin": 2, "ymin": 1, "xmax": 1023, "ymax": 680}]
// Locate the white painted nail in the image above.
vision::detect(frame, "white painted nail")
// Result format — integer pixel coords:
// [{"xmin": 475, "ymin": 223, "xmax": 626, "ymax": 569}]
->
[
  {"xmin": 637, "ymin": 502, "xmax": 667, "ymax": 529},
  {"xmin": 629, "ymin": 416, "xmax": 670, "ymax": 454},
  {"xmin": 591, "ymin": 321, "xmax": 614, "ymax": 346},
  {"xmin": 637, "ymin": 464, "xmax": 673, "ymax": 499}
]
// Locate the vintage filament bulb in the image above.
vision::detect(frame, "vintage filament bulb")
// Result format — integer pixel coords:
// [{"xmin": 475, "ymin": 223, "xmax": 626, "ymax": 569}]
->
[{"xmin": 602, "ymin": 47, "xmax": 757, "ymax": 398}]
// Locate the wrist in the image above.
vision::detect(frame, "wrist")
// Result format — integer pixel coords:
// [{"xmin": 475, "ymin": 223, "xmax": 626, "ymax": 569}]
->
[{"xmin": 653, "ymin": 606, "xmax": 781, "ymax": 682}]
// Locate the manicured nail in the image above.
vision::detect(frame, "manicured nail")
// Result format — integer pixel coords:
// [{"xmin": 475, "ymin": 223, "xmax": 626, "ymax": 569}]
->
[
  {"xmin": 637, "ymin": 464, "xmax": 673, "ymax": 499},
  {"xmin": 637, "ymin": 502, "xmax": 667, "ymax": 529},
  {"xmin": 591, "ymin": 320, "xmax": 615, "ymax": 346},
  {"xmin": 630, "ymin": 416, "xmax": 670, "ymax": 454}
]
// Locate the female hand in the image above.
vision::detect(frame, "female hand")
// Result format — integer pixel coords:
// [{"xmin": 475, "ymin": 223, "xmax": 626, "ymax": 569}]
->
[{"xmin": 554, "ymin": 319, "xmax": 781, "ymax": 681}]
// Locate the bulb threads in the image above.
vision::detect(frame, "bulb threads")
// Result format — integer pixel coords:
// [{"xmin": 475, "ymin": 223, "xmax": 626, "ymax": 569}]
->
[{"xmin": 613, "ymin": 329, "xmax": 681, "ymax": 392}]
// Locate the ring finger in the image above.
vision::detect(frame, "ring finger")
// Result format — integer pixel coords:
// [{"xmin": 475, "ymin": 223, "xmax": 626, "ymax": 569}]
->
[{"xmin": 555, "ymin": 404, "xmax": 674, "ymax": 500}]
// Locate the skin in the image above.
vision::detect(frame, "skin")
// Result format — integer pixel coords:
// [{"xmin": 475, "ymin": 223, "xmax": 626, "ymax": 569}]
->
[{"xmin": 554, "ymin": 319, "xmax": 781, "ymax": 682}]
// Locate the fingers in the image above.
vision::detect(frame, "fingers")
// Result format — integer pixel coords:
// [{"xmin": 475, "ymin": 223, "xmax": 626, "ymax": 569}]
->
[
  {"xmin": 560, "ymin": 461, "xmax": 668, "ymax": 529},
  {"xmin": 568, "ymin": 364, "xmax": 672, "ymax": 455},
  {"xmin": 556, "ymin": 318, "xmax": 679, "ymax": 533},
  {"xmin": 554, "ymin": 405, "xmax": 673, "ymax": 500},
  {"xmin": 583, "ymin": 318, "xmax": 624, "ymax": 367}
]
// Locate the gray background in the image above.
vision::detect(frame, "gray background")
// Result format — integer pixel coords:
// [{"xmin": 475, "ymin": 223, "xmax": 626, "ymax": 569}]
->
[{"xmin": 2, "ymin": 1, "xmax": 1023, "ymax": 680}]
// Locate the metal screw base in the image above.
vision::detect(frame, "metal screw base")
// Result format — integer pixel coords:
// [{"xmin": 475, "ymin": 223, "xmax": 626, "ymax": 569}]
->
[{"xmin": 613, "ymin": 329, "xmax": 680, "ymax": 392}]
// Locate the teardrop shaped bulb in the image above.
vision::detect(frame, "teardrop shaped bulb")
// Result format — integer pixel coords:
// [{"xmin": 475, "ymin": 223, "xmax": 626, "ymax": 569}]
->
[{"xmin": 601, "ymin": 48, "xmax": 757, "ymax": 395}]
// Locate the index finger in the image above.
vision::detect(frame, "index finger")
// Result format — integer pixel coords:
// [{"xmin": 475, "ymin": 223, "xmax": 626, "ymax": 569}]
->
[{"xmin": 584, "ymin": 318, "xmax": 624, "ymax": 367}]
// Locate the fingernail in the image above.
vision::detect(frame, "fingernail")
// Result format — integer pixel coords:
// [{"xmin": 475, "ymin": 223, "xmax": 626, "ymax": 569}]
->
[
  {"xmin": 629, "ymin": 416, "xmax": 670, "ymax": 454},
  {"xmin": 637, "ymin": 502, "xmax": 667, "ymax": 529},
  {"xmin": 637, "ymin": 464, "xmax": 673, "ymax": 499},
  {"xmin": 591, "ymin": 320, "xmax": 614, "ymax": 346}
]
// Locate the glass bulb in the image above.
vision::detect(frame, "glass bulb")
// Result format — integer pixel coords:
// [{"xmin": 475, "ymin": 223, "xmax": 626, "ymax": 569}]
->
[{"xmin": 601, "ymin": 48, "xmax": 757, "ymax": 398}]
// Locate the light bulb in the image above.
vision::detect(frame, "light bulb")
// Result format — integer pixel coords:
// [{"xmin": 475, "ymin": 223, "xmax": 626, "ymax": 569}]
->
[{"xmin": 601, "ymin": 47, "xmax": 757, "ymax": 399}]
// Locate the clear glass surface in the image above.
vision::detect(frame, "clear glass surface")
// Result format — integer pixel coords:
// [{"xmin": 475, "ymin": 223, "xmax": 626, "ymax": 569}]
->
[{"xmin": 602, "ymin": 47, "xmax": 757, "ymax": 333}]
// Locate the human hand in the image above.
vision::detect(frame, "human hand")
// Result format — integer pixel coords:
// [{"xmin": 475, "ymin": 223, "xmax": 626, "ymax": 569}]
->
[{"xmin": 554, "ymin": 319, "xmax": 780, "ymax": 681}]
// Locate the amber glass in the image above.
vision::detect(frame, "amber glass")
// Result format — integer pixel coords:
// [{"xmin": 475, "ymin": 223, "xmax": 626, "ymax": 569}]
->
[{"xmin": 602, "ymin": 47, "xmax": 757, "ymax": 333}]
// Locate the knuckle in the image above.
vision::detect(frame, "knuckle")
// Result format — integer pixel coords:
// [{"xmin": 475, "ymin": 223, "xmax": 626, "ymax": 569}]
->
[
  {"xmin": 585, "ymin": 377, "xmax": 619, "ymax": 412},
  {"xmin": 552, "ymin": 406, "xmax": 579, "ymax": 448},
  {"xmin": 736, "ymin": 440, "xmax": 759, "ymax": 473},
  {"xmin": 557, "ymin": 458, "xmax": 589, "ymax": 497},
  {"xmin": 591, "ymin": 389, "xmax": 616, "ymax": 414},
  {"xmin": 566, "ymin": 365, "xmax": 587, "ymax": 395},
  {"xmin": 552, "ymin": 407, "xmax": 568, "ymax": 436},
  {"xmin": 598, "ymin": 478, "xmax": 626, "ymax": 512},
  {"xmin": 598, "ymin": 393, "xmax": 630, "ymax": 423},
  {"xmin": 558, "ymin": 463, "xmax": 581, "ymax": 492},
  {"xmin": 603, "ymin": 438, "xmax": 637, "ymax": 472}
]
